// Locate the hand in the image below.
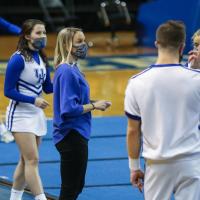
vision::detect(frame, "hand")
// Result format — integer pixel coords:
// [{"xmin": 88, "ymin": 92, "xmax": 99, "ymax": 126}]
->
[
  {"xmin": 130, "ymin": 169, "xmax": 144, "ymax": 193},
  {"xmin": 34, "ymin": 97, "xmax": 50, "ymax": 109},
  {"xmin": 93, "ymin": 100, "xmax": 111, "ymax": 111},
  {"xmin": 188, "ymin": 50, "xmax": 200, "ymax": 69}
]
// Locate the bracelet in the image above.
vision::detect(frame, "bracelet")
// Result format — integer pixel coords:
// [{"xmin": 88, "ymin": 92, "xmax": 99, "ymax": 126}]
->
[
  {"xmin": 91, "ymin": 102, "xmax": 95, "ymax": 110},
  {"xmin": 128, "ymin": 158, "xmax": 140, "ymax": 171}
]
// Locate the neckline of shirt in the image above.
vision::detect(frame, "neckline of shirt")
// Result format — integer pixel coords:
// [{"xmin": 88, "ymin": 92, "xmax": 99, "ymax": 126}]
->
[{"xmin": 150, "ymin": 63, "xmax": 184, "ymax": 68}]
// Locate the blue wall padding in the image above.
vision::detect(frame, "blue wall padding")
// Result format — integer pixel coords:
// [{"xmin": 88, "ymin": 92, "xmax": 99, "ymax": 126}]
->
[{"xmin": 138, "ymin": 0, "xmax": 200, "ymax": 52}]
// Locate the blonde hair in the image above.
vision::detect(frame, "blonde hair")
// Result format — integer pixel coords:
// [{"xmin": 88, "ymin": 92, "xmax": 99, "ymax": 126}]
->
[
  {"xmin": 54, "ymin": 27, "xmax": 82, "ymax": 67},
  {"xmin": 192, "ymin": 29, "xmax": 200, "ymax": 44}
]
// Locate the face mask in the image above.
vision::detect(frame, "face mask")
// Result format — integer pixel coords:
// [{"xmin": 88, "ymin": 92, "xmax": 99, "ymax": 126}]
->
[
  {"xmin": 72, "ymin": 43, "xmax": 88, "ymax": 59},
  {"xmin": 32, "ymin": 37, "xmax": 47, "ymax": 50}
]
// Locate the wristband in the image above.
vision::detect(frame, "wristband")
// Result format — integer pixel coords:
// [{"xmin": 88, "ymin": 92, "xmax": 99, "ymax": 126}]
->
[
  {"xmin": 128, "ymin": 158, "xmax": 140, "ymax": 170},
  {"xmin": 91, "ymin": 102, "xmax": 95, "ymax": 110}
]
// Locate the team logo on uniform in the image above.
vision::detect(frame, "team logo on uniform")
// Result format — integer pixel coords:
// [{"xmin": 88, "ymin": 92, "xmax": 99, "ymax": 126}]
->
[{"xmin": 35, "ymin": 68, "xmax": 46, "ymax": 84}]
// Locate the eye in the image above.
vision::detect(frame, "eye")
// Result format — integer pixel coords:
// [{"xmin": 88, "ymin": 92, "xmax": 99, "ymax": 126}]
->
[{"xmin": 194, "ymin": 42, "xmax": 200, "ymax": 48}]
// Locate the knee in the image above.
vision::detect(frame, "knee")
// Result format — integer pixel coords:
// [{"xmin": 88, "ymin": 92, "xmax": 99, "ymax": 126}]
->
[{"xmin": 24, "ymin": 156, "xmax": 39, "ymax": 166}]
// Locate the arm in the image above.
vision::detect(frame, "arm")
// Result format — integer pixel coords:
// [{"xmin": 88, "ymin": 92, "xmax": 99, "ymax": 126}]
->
[
  {"xmin": 127, "ymin": 118, "xmax": 141, "ymax": 166},
  {"xmin": 59, "ymin": 68, "xmax": 85, "ymax": 118},
  {"xmin": 126, "ymin": 117, "xmax": 144, "ymax": 192},
  {"xmin": 4, "ymin": 54, "xmax": 35, "ymax": 104},
  {"xmin": 59, "ymin": 67, "xmax": 111, "ymax": 118},
  {"xmin": 42, "ymin": 67, "xmax": 53, "ymax": 94},
  {"xmin": 0, "ymin": 17, "xmax": 21, "ymax": 35},
  {"xmin": 124, "ymin": 80, "xmax": 144, "ymax": 192}
]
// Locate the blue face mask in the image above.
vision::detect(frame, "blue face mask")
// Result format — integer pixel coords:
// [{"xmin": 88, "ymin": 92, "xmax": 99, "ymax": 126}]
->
[
  {"xmin": 32, "ymin": 37, "xmax": 47, "ymax": 50},
  {"xmin": 72, "ymin": 43, "xmax": 88, "ymax": 59}
]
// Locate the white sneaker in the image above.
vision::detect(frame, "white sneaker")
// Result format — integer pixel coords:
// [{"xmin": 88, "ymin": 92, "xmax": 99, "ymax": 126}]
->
[{"xmin": 0, "ymin": 123, "xmax": 14, "ymax": 143}]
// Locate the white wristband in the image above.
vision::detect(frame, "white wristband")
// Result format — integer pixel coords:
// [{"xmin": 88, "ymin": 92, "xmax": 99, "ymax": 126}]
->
[{"xmin": 128, "ymin": 158, "xmax": 140, "ymax": 170}]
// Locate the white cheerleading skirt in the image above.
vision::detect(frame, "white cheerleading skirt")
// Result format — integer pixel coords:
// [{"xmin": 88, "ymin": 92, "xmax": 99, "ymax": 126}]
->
[{"xmin": 6, "ymin": 100, "xmax": 47, "ymax": 136}]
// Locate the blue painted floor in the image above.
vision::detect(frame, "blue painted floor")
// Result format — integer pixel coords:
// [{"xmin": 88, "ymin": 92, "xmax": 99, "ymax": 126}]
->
[{"xmin": 0, "ymin": 116, "xmax": 174, "ymax": 200}]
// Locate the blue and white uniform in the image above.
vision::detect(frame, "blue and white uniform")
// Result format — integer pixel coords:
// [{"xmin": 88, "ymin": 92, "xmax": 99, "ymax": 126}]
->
[{"xmin": 4, "ymin": 51, "xmax": 53, "ymax": 136}]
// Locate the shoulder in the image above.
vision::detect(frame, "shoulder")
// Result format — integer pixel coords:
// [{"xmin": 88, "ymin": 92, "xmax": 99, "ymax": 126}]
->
[
  {"xmin": 57, "ymin": 63, "xmax": 77, "ymax": 75},
  {"xmin": 55, "ymin": 63, "xmax": 77, "ymax": 79},
  {"xmin": 130, "ymin": 67, "xmax": 152, "ymax": 80},
  {"xmin": 180, "ymin": 65, "xmax": 200, "ymax": 73},
  {"xmin": 128, "ymin": 67, "xmax": 152, "ymax": 87},
  {"xmin": 7, "ymin": 51, "xmax": 24, "ymax": 70},
  {"xmin": 9, "ymin": 51, "xmax": 24, "ymax": 62}
]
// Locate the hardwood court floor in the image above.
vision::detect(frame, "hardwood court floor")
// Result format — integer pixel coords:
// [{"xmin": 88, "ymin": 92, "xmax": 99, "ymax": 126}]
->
[{"xmin": 0, "ymin": 32, "xmax": 156, "ymax": 117}]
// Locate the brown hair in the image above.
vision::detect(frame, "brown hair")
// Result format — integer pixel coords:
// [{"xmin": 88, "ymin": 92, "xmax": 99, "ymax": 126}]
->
[
  {"xmin": 156, "ymin": 20, "xmax": 186, "ymax": 49},
  {"xmin": 17, "ymin": 19, "xmax": 49, "ymax": 66},
  {"xmin": 54, "ymin": 27, "xmax": 82, "ymax": 67}
]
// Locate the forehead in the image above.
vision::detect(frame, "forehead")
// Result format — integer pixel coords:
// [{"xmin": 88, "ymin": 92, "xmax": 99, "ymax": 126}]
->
[
  {"xmin": 193, "ymin": 35, "xmax": 200, "ymax": 43},
  {"xmin": 73, "ymin": 31, "xmax": 85, "ymax": 41},
  {"xmin": 32, "ymin": 24, "xmax": 45, "ymax": 32}
]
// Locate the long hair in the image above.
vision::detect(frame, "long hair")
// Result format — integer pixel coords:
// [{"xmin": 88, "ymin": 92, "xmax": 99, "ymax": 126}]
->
[
  {"xmin": 54, "ymin": 27, "xmax": 82, "ymax": 67},
  {"xmin": 17, "ymin": 19, "xmax": 49, "ymax": 66}
]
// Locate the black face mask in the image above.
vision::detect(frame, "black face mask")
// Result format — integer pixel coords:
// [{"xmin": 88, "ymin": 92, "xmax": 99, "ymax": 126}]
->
[{"xmin": 72, "ymin": 43, "xmax": 88, "ymax": 59}]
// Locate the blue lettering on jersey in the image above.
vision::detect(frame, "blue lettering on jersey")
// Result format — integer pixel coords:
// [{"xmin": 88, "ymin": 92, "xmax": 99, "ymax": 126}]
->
[{"xmin": 35, "ymin": 68, "xmax": 46, "ymax": 84}]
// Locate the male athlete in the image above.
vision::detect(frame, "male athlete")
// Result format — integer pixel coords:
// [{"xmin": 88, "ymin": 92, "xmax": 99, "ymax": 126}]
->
[{"xmin": 125, "ymin": 20, "xmax": 200, "ymax": 200}]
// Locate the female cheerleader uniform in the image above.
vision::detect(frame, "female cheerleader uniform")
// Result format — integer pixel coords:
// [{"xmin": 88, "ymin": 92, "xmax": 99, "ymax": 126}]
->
[{"xmin": 4, "ymin": 50, "xmax": 53, "ymax": 136}]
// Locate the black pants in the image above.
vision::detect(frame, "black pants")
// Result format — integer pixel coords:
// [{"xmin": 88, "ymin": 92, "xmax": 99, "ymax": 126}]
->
[{"xmin": 55, "ymin": 130, "xmax": 88, "ymax": 200}]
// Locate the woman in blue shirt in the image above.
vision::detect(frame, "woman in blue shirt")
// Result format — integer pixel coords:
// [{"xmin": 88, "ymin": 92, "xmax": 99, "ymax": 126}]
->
[
  {"xmin": 53, "ymin": 27, "xmax": 111, "ymax": 200},
  {"xmin": 4, "ymin": 19, "xmax": 53, "ymax": 200}
]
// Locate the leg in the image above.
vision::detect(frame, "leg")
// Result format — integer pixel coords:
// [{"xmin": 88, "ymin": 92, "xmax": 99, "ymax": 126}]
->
[
  {"xmin": 174, "ymin": 178, "xmax": 200, "ymax": 200},
  {"xmin": 12, "ymin": 135, "xmax": 42, "ymax": 190},
  {"xmin": 56, "ymin": 131, "xmax": 88, "ymax": 200},
  {"xmin": 12, "ymin": 156, "xmax": 26, "ymax": 190},
  {"xmin": 13, "ymin": 132, "xmax": 44, "ymax": 196},
  {"xmin": 144, "ymin": 161, "xmax": 174, "ymax": 200},
  {"xmin": 174, "ymin": 158, "xmax": 200, "ymax": 200}
]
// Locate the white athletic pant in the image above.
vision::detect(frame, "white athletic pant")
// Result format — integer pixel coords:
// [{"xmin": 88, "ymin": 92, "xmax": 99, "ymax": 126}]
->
[{"xmin": 144, "ymin": 157, "xmax": 200, "ymax": 200}]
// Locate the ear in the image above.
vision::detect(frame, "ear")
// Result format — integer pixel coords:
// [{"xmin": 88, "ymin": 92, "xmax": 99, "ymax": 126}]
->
[
  {"xmin": 179, "ymin": 43, "xmax": 185, "ymax": 55},
  {"xmin": 25, "ymin": 34, "xmax": 31, "ymax": 41},
  {"xmin": 154, "ymin": 41, "xmax": 158, "ymax": 48}
]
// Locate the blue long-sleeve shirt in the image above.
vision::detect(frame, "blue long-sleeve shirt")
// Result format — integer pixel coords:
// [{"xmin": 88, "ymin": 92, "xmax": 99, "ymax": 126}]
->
[
  {"xmin": 53, "ymin": 63, "xmax": 91, "ymax": 144},
  {"xmin": 0, "ymin": 17, "xmax": 21, "ymax": 35},
  {"xmin": 4, "ymin": 51, "xmax": 53, "ymax": 104}
]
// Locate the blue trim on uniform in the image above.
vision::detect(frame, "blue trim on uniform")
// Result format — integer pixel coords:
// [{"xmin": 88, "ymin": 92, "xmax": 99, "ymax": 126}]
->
[
  {"xmin": 19, "ymin": 78, "xmax": 42, "ymax": 89},
  {"xmin": 198, "ymin": 124, "xmax": 200, "ymax": 130},
  {"xmin": 125, "ymin": 111, "xmax": 141, "ymax": 121},
  {"xmin": 150, "ymin": 63, "xmax": 184, "ymax": 68},
  {"xmin": 130, "ymin": 67, "xmax": 152, "ymax": 80},
  {"xmin": 9, "ymin": 102, "xmax": 18, "ymax": 131},
  {"xmin": 180, "ymin": 65, "xmax": 200, "ymax": 73},
  {"xmin": 7, "ymin": 100, "xmax": 14, "ymax": 130},
  {"xmin": 18, "ymin": 83, "xmax": 42, "ymax": 95}
]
